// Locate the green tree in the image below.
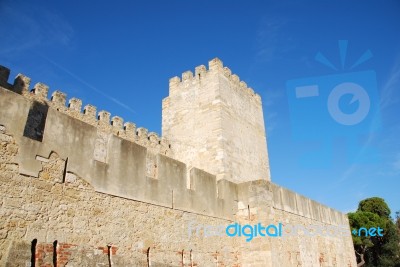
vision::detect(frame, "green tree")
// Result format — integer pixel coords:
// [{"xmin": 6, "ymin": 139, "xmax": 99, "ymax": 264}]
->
[
  {"xmin": 358, "ymin": 197, "xmax": 391, "ymax": 218},
  {"xmin": 348, "ymin": 197, "xmax": 400, "ymax": 267},
  {"xmin": 348, "ymin": 211, "xmax": 385, "ymax": 266}
]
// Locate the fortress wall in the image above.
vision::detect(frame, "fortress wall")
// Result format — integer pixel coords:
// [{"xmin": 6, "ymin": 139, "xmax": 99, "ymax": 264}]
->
[
  {"xmin": 0, "ymin": 65, "xmax": 356, "ymax": 266},
  {"xmin": 235, "ymin": 181, "xmax": 356, "ymax": 267},
  {"xmin": 0, "ymin": 65, "xmax": 172, "ymax": 158},
  {"xmin": 0, "ymin": 130, "xmax": 241, "ymax": 266},
  {"xmin": 0, "ymin": 81, "xmax": 237, "ymax": 220},
  {"xmin": 269, "ymin": 208, "xmax": 356, "ymax": 267}
]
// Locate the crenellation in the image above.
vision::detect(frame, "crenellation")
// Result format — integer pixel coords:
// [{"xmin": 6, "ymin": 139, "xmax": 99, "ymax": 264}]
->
[
  {"xmin": 0, "ymin": 65, "xmax": 10, "ymax": 85},
  {"xmin": 160, "ymin": 137, "xmax": 170, "ymax": 148},
  {"xmin": 123, "ymin": 122, "xmax": 136, "ymax": 140},
  {"xmin": 166, "ymin": 58, "xmax": 260, "ymax": 108},
  {"xmin": 111, "ymin": 116, "xmax": 123, "ymax": 129},
  {"xmin": 168, "ymin": 76, "xmax": 181, "ymax": 92},
  {"xmin": 148, "ymin": 132, "xmax": 160, "ymax": 145},
  {"xmin": 182, "ymin": 71, "xmax": 193, "ymax": 81},
  {"xmin": 217, "ymin": 179, "xmax": 238, "ymax": 200},
  {"xmin": 136, "ymin": 127, "xmax": 153, "ymax": 147},
  {"xmin": 162, "ymin": 97, "xmax": 170, "ymax": 110},
  {"xmin": 231, "ymin": 74, "xmax": 240, "ymax": 85},
  {"xmin": 194, "ymin": 65, "xmax": 207, "ymax": 79},
  {"xmin": 208, "ymin": 57, "xmax": 223, "ymax": 71},
  {"xmin": 169, "ymin": 76, "xmax": 181, "ymax": 84},
  {"xmin": 136, "ymin": 127, "xmax": 148, "ymax": 137},
  {"xmin": 51, "ymin": 90, "xmax": 67, "ymax": 107},
  {"xmin": 136, "ymin": 127, "xmax": 150, "ymax": 147},
  {"xmin": 32, "ymin": 82, "xmax": 49, "ymax": 100},
  {"xmin": 223, "ymin": 67, "xmax": 232, "ymax": 77},
  {"xmin": 253, "ymin": 91, "xmax": 262, "ymax": 103},
  {"xmin": 13, "ymin": 73, "xmax": 31, "ymax": 94},
  {"xmin": 194, "ymin": 65, "xmax": 207, "ymax": 78},
  {"xmin": 83, "ymin": 104, "xmax": 97, "ymax": 120},
  {"xmin": 97, "ymin": 110, "xmax": 111, "ymax": 123},
  {"xmin": 68, "ymin": 97, "xmax": 82, "ymax": 112},
  {"xmin": 247, "ymin": 87, "xmax": 255, "ymax": 95},
  {"xmin": 0, "ymin": 65, "xmax": 171, "ymax": 157}
]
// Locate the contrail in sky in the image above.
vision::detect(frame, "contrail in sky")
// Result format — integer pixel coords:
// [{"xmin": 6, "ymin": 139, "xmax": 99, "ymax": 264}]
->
[{"xmin": 36, "ymin": 53, "xmax": 136, "ymax": 114}]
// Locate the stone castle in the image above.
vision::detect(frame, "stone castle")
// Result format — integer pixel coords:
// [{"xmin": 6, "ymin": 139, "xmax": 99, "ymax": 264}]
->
[{"xmin": 0, "ymin": 58, "xmax": 357, "ymax": 266}]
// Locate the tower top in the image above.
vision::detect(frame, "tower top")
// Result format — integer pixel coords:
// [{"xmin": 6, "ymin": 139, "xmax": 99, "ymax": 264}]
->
[
  {"xmin": 162, "ymin": 58, "xmax": 271, "ymax": 183},
  {"xmin": 168, "ymin": 58, "xmax": 262, "ymax": 104}
]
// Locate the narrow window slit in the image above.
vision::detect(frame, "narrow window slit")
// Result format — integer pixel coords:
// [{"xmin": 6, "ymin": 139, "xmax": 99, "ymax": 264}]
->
[
  {"xmin": 181, "ymin": 249, "xmax": 184, "ymax": 267},
  {"xmin": 53, "ymin": 240, "xmax": 58, "ymax": 267},
  {"xmin": 62, "ymin": 158, "xmax": 68, "ymax": 183},
  {"xmin": 172, "ymin": 190, "xmax": 174, "ymax": 209},
  {"xmin": 107, "ymin": 245, "xmax": 112, "ymax": 267},
  {"xmin": 147, "ymin": 247, "xmax": 151, "ymax": 267},
  {"xmin": 31, "ymin": 239, "xmax": 37, "ymax": 267}
]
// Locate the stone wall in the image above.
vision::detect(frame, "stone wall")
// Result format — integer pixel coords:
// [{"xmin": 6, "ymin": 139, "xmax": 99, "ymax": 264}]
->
[
  {"xmin": 236, "ymin": 181, "xmax": 356, "ymax": 266},
  {"xmin": 0, "ymin": 64, "xmax": 357, "ymax": 266},
  {"xmin": 0, "ymin": 137, "xmax": 241, "ymax": 266}
]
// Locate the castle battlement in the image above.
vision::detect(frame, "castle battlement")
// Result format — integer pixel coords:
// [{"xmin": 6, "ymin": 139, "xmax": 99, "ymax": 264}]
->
[
  {"xmin": 168, "ymin": 58, "xmax": 261, "ymax": 104},
  {"xmin": 0, "ymin": 65, "xmax": 171, "ymax": 157},
  {"xmin": 0, "ymin": 63, "xmax": 349, "ymax": 223},
  {"xmin": 0, "ymin": 62, "xmax": 356, "ymax": 266},
  {"xmin": 0, "ymin": 64, "xmax": 241, "ymax": 220}
]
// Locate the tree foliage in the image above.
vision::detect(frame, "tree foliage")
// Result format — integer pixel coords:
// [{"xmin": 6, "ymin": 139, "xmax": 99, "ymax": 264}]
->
[
  {"xmin": 348, "ymin": 197, "xmax": 400, "ymax": 267},
  {"xmin": 358, "ymin": 197, "xmax": 391, "ymax": 219}
]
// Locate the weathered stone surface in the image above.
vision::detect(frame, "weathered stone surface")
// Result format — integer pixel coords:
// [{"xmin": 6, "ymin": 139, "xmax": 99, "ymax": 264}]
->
[
  {"xmin": 0, "ymin": 62, "xmax": 357, "ymax": 267},
  {"xmin": 162, "ymin": 58, "xmax": 270, "ymax": 183}
]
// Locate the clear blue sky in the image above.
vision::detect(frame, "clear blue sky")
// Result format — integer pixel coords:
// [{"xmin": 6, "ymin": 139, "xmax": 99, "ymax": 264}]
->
[{"xmin": 1, "ymin": 0, "xmax": 399, "ymax": 217}]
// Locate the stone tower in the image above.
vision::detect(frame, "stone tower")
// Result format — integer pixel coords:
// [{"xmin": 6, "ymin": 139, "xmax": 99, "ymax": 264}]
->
[{"xmin": 162, "ymin": 58, "xmax": 271, "ymax": 183}]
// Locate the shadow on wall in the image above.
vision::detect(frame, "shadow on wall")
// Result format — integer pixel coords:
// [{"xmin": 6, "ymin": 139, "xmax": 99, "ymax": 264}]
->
[{"xmin": 23, "ymin": 101, "xmax": 49, "ymax": 142}]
